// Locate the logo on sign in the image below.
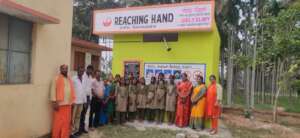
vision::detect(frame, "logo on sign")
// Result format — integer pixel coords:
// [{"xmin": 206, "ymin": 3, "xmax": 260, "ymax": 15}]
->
[{"xmin": 102, "ymin": 18, "xmax": 112, "ymax": 27}]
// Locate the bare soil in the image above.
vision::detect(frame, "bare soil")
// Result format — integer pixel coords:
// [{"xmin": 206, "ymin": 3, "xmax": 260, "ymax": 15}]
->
[{"xmin": 222, "ymin": 111, "xmax": 300, "ymax": 138}]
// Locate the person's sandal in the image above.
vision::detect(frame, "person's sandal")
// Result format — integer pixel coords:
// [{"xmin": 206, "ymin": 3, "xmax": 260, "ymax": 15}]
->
[
  {"xmin": 207, "ymin": 129, "xmax": 213, "ymax": 132},
  {"xmin": 210, "ymin": 130, "xmax": 217, "ymax": 135}
]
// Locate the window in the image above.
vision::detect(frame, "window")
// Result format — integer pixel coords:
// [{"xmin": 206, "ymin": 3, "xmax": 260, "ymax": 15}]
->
[
  {"xmin": 143, "ymin": 33, "xmax": 178, "ymax": 42},
  {"xmin": 0, "ymin": 14, "xmax": 32, "ymax": 84},
  {"xmin": 124, "ymin": 61, "xmax": 140, "ymax": 79},
  {"xmin": 91, "ymin": 55, "xmax": 100, "ymax": 70},
  {"xmin": 74, "ymin": 51, "xmax": 85, "ymax": 70}
]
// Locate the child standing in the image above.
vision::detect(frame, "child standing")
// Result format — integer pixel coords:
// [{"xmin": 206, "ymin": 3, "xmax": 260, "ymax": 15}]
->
[
  {"xmin": 137, "ymin": 77, "xmax": 147, "ymax": 122},
  {"xmin": 165, "ymin": 75, "xmax": 177, "ymax": 125},
  {"xmin": 111, "ymin": 74, "xmax": 121, "ymax": 123},
  {"xmin": 154, "ymin": 73, "xmax": 167, "ymax": 124},
  {"xmin": 128, "ymin": 78, "xmax": 138, "ymax": 122},
  {"xmin": 115, "ymin": 77, "xmax": 128, "ymax": 124},
  {"xmin": 145, "ymin": 76, "xmax": 156, "ymax": 122}
]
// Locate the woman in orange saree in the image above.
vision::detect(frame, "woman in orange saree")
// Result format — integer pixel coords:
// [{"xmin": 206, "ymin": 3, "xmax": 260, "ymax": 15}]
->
[
  {"xmin": 189, "ymin": 75, "xmax": 206, "ymax": 130},
  {"xmin": 175, "ymin": 73, "xmax": 193, "ymax": 127},
  {"xmin": 205, "ymin": 75, "xmax": 222, "ymax": 135}
]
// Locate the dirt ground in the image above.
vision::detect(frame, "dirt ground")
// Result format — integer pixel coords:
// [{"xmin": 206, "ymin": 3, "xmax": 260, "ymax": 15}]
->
[
  {"xmin": 78, "ymin": 111, "xmax": 300, "ymax": 138},
  {"xmin": 222, "ymin": 112, "xmax": 300, "ymax": 138}
]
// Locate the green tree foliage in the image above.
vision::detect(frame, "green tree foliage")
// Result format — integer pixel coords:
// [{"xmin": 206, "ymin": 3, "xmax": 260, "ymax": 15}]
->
[
  {"xmin": 72, "ymin": 0, "xmax": 122, "ymax": 42},
  {"xmin": 261, "ymin": 2, "xmax": 300, "ymax": 89}
]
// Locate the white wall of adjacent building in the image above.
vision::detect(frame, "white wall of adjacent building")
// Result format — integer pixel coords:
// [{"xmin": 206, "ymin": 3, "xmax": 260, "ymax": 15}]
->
[{"xmin": 99, "ymin": 36, "xmax": 113, "ymax": 74}]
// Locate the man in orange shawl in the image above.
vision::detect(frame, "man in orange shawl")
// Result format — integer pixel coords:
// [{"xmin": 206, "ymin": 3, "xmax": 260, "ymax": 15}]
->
[
  {"xmin": 205, "ymin": 75, "xmax": 223, "ymax": 135},
  {"xmin": 175, "ymin": 73, "xmax": 192, "ymax": 127},
  {"xmin": 50, "ymin": 65, "xmax": 76, "ymax": 138}
]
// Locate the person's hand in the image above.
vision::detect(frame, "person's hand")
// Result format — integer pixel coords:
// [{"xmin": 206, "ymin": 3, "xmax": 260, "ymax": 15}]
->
[
  {"xmin": 191, "ymin": 100, "xmax": 196, "ymax": 105},
  {"xmin": 87, "ymin": 96, "xmax": 91, "ymax": 104},
  {"xmin": 214, "ymin": 102, "xmax": 219, "ymax": 107},
  {"xmin": 52, "ymin": 102, "xmax": 59, "ymax": 111},
  {"xmin": 146, "ymin": 97, "xmax": 152, "ymax": 104},
  {"xmin": 83, "ymin": 103, "xmax": 88, "ymax": 109},
  {"xmin": 92, "ymin": 90, "xmax": 96, "ymax": 96},
  {"xmin": 181, "ymin": 97, "xmax": 186, "ymax": 104},
  {"xmin": 71, "ymin": 120, "xmax": 74, "ymax": 126}
]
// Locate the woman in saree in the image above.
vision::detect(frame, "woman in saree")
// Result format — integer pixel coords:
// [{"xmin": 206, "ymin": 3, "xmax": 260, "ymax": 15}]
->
[
  {"xmin": 106, "ymin": 74, "xmax": 116, "ymax": 124},
  {"xmin": 175, "ymin": 73, "xmax": 193, "ymax": 127},
  {"xmin": 99, "ymin": 80, "xmax": 110, "ymax": 125},
  {"xmin": 189, "ymin": 75, "xmax": 206, "ymax": 130},
  {"xmin": 205, "ymin": 75, "xmax": 223, "ymax": 135}
]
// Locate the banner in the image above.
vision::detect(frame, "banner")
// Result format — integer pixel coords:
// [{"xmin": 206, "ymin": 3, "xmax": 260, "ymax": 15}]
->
[
  {"xmin": 93, "ymin": 1, "xmax": 214, "ymax": 35},
  {"xmin": 144, "ymin": 63, "xmax": 206, "ymax": 85}
]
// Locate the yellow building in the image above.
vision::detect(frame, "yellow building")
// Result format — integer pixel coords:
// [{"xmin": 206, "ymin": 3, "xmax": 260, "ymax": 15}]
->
[
  {"xmin": 0, "ymin": 0, "xmax": 73, "ymax": 137},
  {"xmin": 93, "ymin": 1, "xmax": 220, "ymax": 84}
]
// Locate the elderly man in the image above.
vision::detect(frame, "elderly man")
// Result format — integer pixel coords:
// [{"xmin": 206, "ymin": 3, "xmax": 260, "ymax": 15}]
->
[{"xmin": 50, "ymin": 65, "xmax": 76, "ymax": 138}]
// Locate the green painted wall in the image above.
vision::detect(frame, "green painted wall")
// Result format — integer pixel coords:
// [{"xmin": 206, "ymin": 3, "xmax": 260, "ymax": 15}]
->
[{"xmin": 112, "ymin": 22, "xmax": 220, "ymax": 83}]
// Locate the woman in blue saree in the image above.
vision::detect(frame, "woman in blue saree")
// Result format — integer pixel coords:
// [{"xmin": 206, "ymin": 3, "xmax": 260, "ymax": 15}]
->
[{"xmin": 99, "ymin": 80, "xmax": 112, "ymax": 125}]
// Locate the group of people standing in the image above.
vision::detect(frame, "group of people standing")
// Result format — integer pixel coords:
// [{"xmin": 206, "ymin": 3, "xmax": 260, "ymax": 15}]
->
[{"xmin": 50, "ymin": 64, "xmax": 222, "ymax": 138}]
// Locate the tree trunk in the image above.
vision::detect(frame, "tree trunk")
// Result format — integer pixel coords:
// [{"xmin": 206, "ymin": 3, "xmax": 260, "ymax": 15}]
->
[
  {"xmin": 250, "ymin": 25, "xmax": 258, "ymax": 108},
  {"xmin": 273, "ymin": 61, "xmax": 284, "ymax": 123},
  {"xmin": 275, "ymin": 60, "xmax": 281, "ymax": 97},
  {"xmin": 246, "ymin": 67, "xmax": 251, "ymax": 109},
  {"xmin": 260, "ymin": 26, "xmax": 265, "ymax": 104},
  {"xmin": 233, "ymin": 66, "xmax": 239, "ymax": 105},
  {"xmin": 261, "ymin": 66, "xmax": 265, "ymax": 104},
  {"xmin": 256, "ymin": 69, "xmax": 260, "ymax": 103},
  {"xmin": 226, "ymin": 29, "xmax": 234, "ymax": 106},
  {"xmin": 220, "ymin": 46, "xmax": 225, "ymax": 86},
  {"xmin": 273, "ymin": 87, "xmax": 281, "ymax": 123},
  {"xmin": 271, "ymin": 64, "xmax": 276, "ymax": 104}
]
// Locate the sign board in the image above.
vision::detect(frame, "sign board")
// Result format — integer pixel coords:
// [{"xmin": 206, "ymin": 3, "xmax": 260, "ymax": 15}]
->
[
  {"xmin": 144, "ymin": 63, "xmax": 206, "ymax": 85},
  {"xmin": 93, "ymin": 1, "xmax": 214, "ymax": 35}
]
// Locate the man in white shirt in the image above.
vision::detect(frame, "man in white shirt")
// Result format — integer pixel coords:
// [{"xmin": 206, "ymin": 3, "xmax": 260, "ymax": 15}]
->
[
  {"xmin": 79, "ymin": 65, "xmax": 94, "ymax": 134},
  {"xmin": 71, "ymin": 67, "xmax": 86, "ymax": 136},
  {"xmin": 89, "ymin": 70, "xmax": 104, "ymax": 129}
]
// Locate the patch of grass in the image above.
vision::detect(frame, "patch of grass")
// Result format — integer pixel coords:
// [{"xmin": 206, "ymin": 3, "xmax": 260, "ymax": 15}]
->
[
  {"xmin": 229, "ymin": 94, "xmax": 300, "ymax": 113},
  {"xmin": 255, "ymin": 104, "xmax": 273, "ymax": 110},
  {"xmin": 96, "ymin": 125, "xmax": 181, "ymax": 138},
  {"xmin": 277, "ymin": 97, "xmax": 300, "ymax": 113},
  {"xmin": 84, "ymin": 125, "xmax": 211, "ymax": 138},
  {"xmin": 255, "ymin": 96, "xmax": 300, "ymax": 113}
]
